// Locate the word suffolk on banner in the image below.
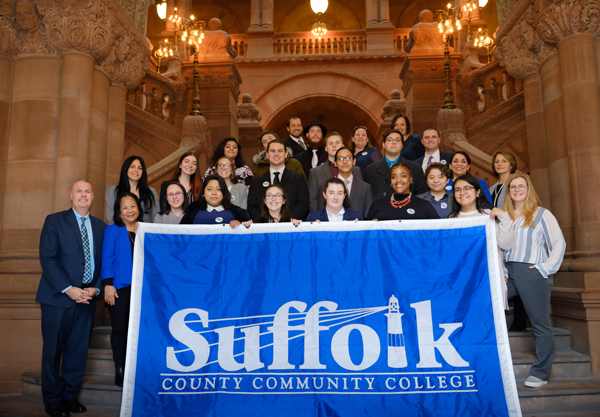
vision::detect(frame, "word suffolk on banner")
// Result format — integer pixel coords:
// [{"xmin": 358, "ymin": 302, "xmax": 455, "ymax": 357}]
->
[{"xmin": 121, "ymin": 218, "xmax": 521, "ymax": 417}]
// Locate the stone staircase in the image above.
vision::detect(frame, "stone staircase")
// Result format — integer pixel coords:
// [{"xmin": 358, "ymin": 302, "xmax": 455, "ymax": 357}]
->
[{"xmin": 16, "ymin": 325, "xmax": 600, "ymax": 415}]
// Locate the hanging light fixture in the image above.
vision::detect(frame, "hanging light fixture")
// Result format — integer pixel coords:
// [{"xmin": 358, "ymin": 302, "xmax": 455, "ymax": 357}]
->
[
  {"xmin": 479, "ymin": 0, "xmax": 488, "ymax": 7},
  {"xmin": 310, "ymin": 0, "xmax": 328, "ymax": 39},
  {"xmin": 156, "ymin": 0, "xmax": 167, "ymax": 20}
]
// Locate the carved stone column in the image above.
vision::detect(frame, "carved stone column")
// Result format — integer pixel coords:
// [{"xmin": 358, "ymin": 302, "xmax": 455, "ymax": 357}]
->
[
  {"xmin": 87, "ymin": 68, "xmax": 111, "ymax": 220},
  {"xmin": 237, "ymin": 93, "xmax": 262, "ymax": 162},
  {"xmin": 365, "ymin": 0, "xmax": 395, "ymax": 54},
  {"xmin": 539, "ymin": 53, "xmax": 574, "ymax": 265},
  {"xmin": 105, "ymin": 84, "xmax": 128, "ymax": 194},
  {"xmin": 54, "ymin": 52, "xmax": 95, "ymax": 210},
  {"xmin": 495, "ymin": 18, "xmax": 552, "ymax": 209},
  {"xmin": 246, "ymin": 0, "xmax": 274, "ymax": 59},
  {"xmin": 0, "ymin": 56, "xmax": 12, "ymax": 246}
]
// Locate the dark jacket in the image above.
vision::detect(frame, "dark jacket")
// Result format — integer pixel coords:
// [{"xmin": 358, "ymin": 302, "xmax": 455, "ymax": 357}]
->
[
  {"xmin": 308, "ymin": 163, "xmax": 363, "ymax": 212},
  {"xmin": 36, "ymin": 209, "xmax": 106, "ymax": 309},
  {"xmin": 295, "ymin": 147, "xmax": 328, "ymax": 180},
  {"xmin": 251, "ymin": 150, "xmax": 306, "ymax": 179},
  {"xmin": 363, "ymin": 157, "xmax": 428, "ymax": 201},
  {"xmin": 180, "ymin": 201, "xmax": 251, "ymax": 224},
  {"xmin": 283, "ymin": 136, "xmax": 307, "ymax": 157},
  {"xmin": 306, "ymin": 207, "xmax": 364, "ymax": 222},
  {"xmin": 247, "ymin": 170, "xmax": 309, "ymax": 220},
  {"xmin": 400, "ymin": 134, "xmax": 426, "ymax": 161}
]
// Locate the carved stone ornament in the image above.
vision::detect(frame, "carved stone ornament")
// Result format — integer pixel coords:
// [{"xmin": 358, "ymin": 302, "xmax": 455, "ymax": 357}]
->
[
  {"xmin": 495, "ymin": 16, "xmax": 542, "ymax": 79},
  {"xmin": 181, "ymin": 114, "xmax": 211, "ymax": 155},
  {"xmin": 436, "ymin": 108, "xmax": 467, "ymax": 146},
  {"xmin": 381, "ymin": 90, "xmax": 407, "ymax": 121},
  {"xmin": 145, "ymin": 66, "xmax": 188, "ymax": 113},
  {"xmin": 461, "ymin": 40, "xmax": 485, "ymax": 74},
  {"xmin": 497, "ymin": 0, "xmax": 520, "ymax": 26},
  {"xmin": 0, "ymin": 0, "xmax": 150, "ymax": 88},
  {"xmin": 237, "ymin": 93, "xmax": 262, "ymax": 124},
  {"xmin": 404, "ymin": 10, "xmax": 444, "ymax": 55},
  {"xmin": 197, "ymin": 18, "xmax": 237, "ymax": 60},
  {"xmin": 528, "ymin": 0, "xmax": 600, "ymax": 46}
]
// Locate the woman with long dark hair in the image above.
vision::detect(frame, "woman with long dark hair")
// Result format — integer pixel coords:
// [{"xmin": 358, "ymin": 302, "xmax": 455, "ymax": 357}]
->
[
  {"xmin": 203, "ymin": 137, "xmax": 254, "ymax": 186},
  {"xmin": 154, "ymin": 181, "xmax": 186, "ymax": 224},
  {"xmin": 253, "ymin": 184, "xmax": 292, "ymax": 223},
  {"xmin": 446, "ymin": 151, "xmax": 492, "ymax": 203},
  {"xmin": 449, "ymin": 174, "xmax": 515, "ymax": 308},
  {"xmin": 161, "ymin": 151, "xmax": 202, "ymax": 206},
  {"xmin": 102, "ymin": 192, "xmax": 143, "ymax": 387},
  {"xmin": 180, "ymin": 175, "xmax": 252, "ymax": 228},
  {"xmin": 391, "ymin": 114, "xmax": 425, "ymax": 161},
  {"xmin": 503, "ymin": 172, "xmax": 566, "ymax": 388},
  {"xmin": 105, "ymin": 156, "xmax": 158, "ymax": 224}
]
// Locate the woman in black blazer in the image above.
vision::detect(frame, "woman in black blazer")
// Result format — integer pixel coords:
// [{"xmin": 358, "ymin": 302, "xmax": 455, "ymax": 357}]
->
[{"xmin": 306, "ymin": 178, "xmax": 363, "ymax": 222}]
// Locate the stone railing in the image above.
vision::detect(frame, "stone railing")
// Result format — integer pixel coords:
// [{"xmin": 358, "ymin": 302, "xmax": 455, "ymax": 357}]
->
[
  {"xmin": 230, "ymin": 34, "xmax": 248, "ymax": 57},
  {"xmin": 393, "ymin": 28, "xmax": 411, "ymax": 52},
  {"xmin": 273, "ymin": 30, "xmax": 368, "ymax": 55}
]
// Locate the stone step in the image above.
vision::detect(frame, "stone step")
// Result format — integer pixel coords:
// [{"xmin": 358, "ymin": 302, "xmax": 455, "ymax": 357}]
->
[
  {"xmin": 0, "ymin": 393, "xmax": 120, "ymax": 417},
  {"xmin": 518, "ymin": 377, "xmax": 600, "ymax": 415},
  {"xmin": 21, "ymin": 372, "xmax": 122, "ymax": 409},
  {"xmin": 509, "ymin": 328, "xmax": 572, "ymax": 353},
  {"xmin": 87, "ymin": 348, "xmax": 114, "ymax": 376},
  {"xmin": 90, "ymin": 326, "xmax": 111, "ymax": 350},
  {"xmin": 512, "ymin": 350, "xmax": 592, "ymax": 381}
]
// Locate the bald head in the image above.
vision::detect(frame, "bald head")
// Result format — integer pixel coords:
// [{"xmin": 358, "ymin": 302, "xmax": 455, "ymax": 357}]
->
[{"xmin": 70, "ymin": 181, "xmax": 94, "ymax": 216}]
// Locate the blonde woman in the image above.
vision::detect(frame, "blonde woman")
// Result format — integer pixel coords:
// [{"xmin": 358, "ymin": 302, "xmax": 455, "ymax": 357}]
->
[{"xmin": 503, "ymin": 172, "xmax": 566, "ymax": 388}]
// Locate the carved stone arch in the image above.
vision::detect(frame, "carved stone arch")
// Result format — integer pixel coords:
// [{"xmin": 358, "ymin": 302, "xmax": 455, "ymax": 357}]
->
[
  {"xmin": 254, "ymin": 71, "xmax": 387, "ymax": 147},
  {"xmin": 189, "ymin": 2, "xmax": 246, "ymax": 34},
  {"xmin": 277, "ymin": 0, "xmax": 362, "ymax": 32}
]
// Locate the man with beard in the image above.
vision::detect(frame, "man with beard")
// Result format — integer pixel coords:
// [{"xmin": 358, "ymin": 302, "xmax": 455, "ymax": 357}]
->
[
  {"xmin": 282, "ymin": 117, "xmax": 307, "ymax": 157},
  {"xmin": 295, "ymin": 119, "xmax": 329, "ymax": 179}
]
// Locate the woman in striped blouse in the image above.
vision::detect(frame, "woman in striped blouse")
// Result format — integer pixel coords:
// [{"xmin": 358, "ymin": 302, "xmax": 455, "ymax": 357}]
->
[{"xmin": 503, "ymin": 172, "xmax": 566, "ymax": 389}]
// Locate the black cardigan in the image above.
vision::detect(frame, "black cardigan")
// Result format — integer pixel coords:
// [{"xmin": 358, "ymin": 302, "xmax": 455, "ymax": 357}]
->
[{"xmin": 180, "ymin": 201, "xmax": 251, "ymax": 224}]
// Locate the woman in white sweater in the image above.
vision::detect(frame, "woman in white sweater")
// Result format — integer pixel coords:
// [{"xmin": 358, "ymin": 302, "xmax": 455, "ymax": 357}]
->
[{"xmin": 449, "ymin": 174, "xmax": 516, "ymax": 309}]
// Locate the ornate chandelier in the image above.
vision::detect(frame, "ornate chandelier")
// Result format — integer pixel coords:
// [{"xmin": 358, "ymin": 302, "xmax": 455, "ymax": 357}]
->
[{"xmin": 310, "ymin": 0, "xmax": 328, "ymax": 39}]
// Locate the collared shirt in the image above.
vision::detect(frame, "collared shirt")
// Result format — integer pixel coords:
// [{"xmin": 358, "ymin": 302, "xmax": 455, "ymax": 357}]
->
[
  {"xmin": 326, "ymin": 206, "xmax": 345, "ymax": 222},
  {"xmin": 327, "ymin": 160, "xmax": 339, "ymax": 178},
  {"xmin": 63, "ymin": 209, "xmax": 96, "ymax": 294},
  {"xmin": 428, "ymin": 193, "xmax": 449, "ymax": 219},
  {"xmin": 290, "ymin": 136, "xmax": 307, "ymax": 150},
  {"xmin": 421, "ymin": 150, "xmax": 441, "ymax": 172},
  {"xmin": 338, "ymin": 174, "xmax": 353, "ymax": 196},
  {"xmin": 269, "ymin": 167, "xmax": 285, "ymax": 184},
  {"xmin": 206, "ymin": 205, "xmax": 225, "ymax": 212},
  {"xmin": 385, "ymin": 156, "xmax": 400, "ymax": 168},
  {"xmin": 504, "ymin": 208, "xmax": 566, "ymax": 278}
]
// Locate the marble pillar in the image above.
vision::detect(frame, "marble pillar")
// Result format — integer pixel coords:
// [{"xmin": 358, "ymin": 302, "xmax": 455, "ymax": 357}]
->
[
  {"xmin": 365, "ymin": 0, "xmax": 395, "ymax": 55},
  {"xmin": 557, "ymin": 33, "xmax": 600, "ymax": 272},
  {"xmin": 246, "ymin": 0, "xmax": 274, "ymax": 59},
  {"xmin": 54, "ymin": 52, "xmax": 95, "ymax": 211},
  {"xmin": 1, "ymin": 56, "xmax": 61, "ymax": 256},
  {"xmin": 105, "ymin": 84, "xmax": 128, "ymax": 202},
  {"xmin": 521, "ymin": 73, "xmax": 552, "ymax": 210},
  {"xmin": 540, "ymin": 53, "xmax": 574, "ymax": 263},
  {"xmin": 87, "ymin": 68, "xmax": 111, "ymax": 220}
]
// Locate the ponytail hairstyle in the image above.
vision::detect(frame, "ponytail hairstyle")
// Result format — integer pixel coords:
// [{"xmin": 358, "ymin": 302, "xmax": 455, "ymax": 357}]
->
[{"xmin": 116, "ymin": 156, "xmax": 155, "ymax": 212}]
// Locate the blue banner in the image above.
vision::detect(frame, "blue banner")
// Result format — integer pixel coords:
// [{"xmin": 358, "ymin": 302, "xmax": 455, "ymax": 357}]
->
[{"xmin": 121, "ymin": 218, "xmax": 521, "ymax": 417}]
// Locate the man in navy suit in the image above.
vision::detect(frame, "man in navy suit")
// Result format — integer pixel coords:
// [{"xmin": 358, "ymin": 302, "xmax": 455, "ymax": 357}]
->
[
  {"xmin": 413, "ymin": 127, "xmax": 454, "ymax": 172},
  {"xmin": 248, "ymin": 140, "xmax": 309, "ymax": 220},
  {"xmin": 36, "ymin": 181, "xmax": 106, "ymax": 417}
]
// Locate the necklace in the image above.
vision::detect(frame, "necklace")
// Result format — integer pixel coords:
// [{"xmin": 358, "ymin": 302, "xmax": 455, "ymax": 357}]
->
[
  {"xmin": 390, "ymin": 193, "xmax": 411, "ymax": 209},
  {"xmin": 128, "ymin": 230, "xmax": 135, "ymax": 245}
]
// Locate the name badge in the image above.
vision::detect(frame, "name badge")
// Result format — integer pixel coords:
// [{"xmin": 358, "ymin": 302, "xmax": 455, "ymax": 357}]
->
[
  {"xmin": 441, "ymin": 159, "xmax": 447, "ymax": 165},
  {"xmin": 231, "ymin": 195, "xmax": 236, "ymax": 201},
  {"xmin": 407, "ymin": 208, "xmax": 415, "ymax": 215},
  {"xmin": 263, "ymin": 181, "xmax": 270, "ymax": 187},
  {"xmin": 445, "ymin": 185, "xmax": 452, "ymax": 191},
  {"xmin": 441, "ymin": 203, "xmax": 447, "ymax": 209},
  {"xmin": 362, "ymin": 152, "xmax": 368, "ymax": 156},
  {"xmin": 215, "ymin": 217, "xmax": 223, "ymax": 223}
]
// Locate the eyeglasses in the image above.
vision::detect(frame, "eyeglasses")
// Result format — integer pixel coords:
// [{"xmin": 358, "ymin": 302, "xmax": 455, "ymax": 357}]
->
[
  {"xmin": 509, "ymin": 184, "xmax": 528, "ymax": 191},
  {"xmin": 265, "ymin": 194, "xmax": 283, "ymax": 200},
  {"xmin": 337, "ymin": 156, "xmax": 353, "ymax": 162},
  {"xmin": 217, "ymin": 163, "xmax": 231, "ymax": 169},
  {"xmin": 167, "ymin": 192, "xmax": 183, "ymax": 198},
  {"xmin": 455, "ymin": 186, "xmax": 475, "ymax": 194},
  {"xmin": 386, "ymin": 139, "xmax": 402, "ymax": 144}
]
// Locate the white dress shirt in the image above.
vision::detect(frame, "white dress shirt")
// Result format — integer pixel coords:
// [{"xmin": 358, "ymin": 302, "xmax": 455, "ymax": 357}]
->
[
  {"xmin": 269, "ymin": 167, "xmax": 285, "ymax": 184},
  {"xmin": 327, "ymin": 207, "xmax": 345, "ymax": 222},
  {"xmin": 338, "ymin": 174, "xmax": 353, "ymax": 196},
  {"xmin": 421, "ymin": 150, "xmax": 441, "ymax": 172},
  {"xmin": 206, "ymin": 205, "xmax": 225, "ymax": 212}
]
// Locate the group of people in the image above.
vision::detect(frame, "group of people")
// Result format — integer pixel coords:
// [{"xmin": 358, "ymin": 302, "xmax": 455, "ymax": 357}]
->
[{"xmin": 36, "ymin": 115, "xmax": 566, "ymax": 417}]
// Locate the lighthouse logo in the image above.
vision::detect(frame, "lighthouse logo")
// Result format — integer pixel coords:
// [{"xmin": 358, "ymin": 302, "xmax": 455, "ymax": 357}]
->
[{"xmin": 160, "ymin": 295, "xmax": 476, "ymax": 395}]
